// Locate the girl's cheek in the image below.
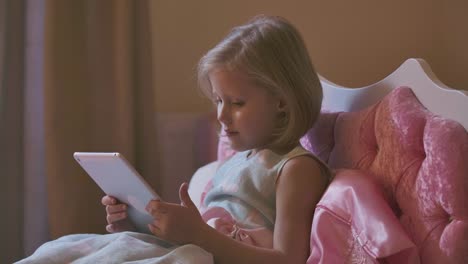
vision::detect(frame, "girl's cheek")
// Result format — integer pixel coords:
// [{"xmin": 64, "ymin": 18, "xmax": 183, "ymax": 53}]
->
[{"xmin": 234, "ymin": 109, "xmax": 246, "ymax": 119}]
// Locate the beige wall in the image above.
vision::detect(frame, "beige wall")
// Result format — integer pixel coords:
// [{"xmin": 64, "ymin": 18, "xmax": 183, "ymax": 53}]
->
[{"xmin": 150, "ymin": 0, "xmax": 468, "ymax": 113}]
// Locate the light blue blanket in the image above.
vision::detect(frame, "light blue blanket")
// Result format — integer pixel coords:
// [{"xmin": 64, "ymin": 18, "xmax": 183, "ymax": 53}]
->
[{"xmin": 16, "ymin": 232, "xmax": 213, "ymax": 264}]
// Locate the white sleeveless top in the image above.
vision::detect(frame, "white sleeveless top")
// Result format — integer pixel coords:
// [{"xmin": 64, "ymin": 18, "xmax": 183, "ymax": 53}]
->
[{"xmin": 203, "ymin": 145, "xmax": 329, "ymax": 230}]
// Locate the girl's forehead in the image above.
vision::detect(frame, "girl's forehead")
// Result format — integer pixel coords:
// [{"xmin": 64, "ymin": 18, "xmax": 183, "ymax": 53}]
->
[{"xmin": 209, "ymin": 69, "xmax": 254, "ymax": 95}]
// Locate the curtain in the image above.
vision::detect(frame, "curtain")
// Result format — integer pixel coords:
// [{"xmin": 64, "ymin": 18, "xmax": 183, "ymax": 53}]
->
[
  {"xmin": 0, "ymin": 0, "xmax": 158, "ymax": 262},
  {"xmin": 0, "ymin": 0, "xmax": 26, "ymax": 262}
]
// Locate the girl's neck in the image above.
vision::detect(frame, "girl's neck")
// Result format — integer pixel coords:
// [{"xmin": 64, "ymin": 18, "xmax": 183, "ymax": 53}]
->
[{"xmin": 250, "ymin": 143, "xmax": 299, "ymax": 157}]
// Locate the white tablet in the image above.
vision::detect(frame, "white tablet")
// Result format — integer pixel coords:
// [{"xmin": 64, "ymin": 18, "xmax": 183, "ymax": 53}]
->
[{"xmin": 73, "ymin": 152, "xmax": 160, "ymax": 233}]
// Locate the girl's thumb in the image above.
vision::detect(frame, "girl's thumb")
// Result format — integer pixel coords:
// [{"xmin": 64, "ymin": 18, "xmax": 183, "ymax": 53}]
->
[{"xmin": 179, "ymin": 182, "xmax": 195, "ymax": 208}]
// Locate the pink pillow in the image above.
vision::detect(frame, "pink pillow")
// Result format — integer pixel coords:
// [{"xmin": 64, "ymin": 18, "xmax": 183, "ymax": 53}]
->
[{"xmin": 308, "ymin": 169, "xmax": 419, "ymax": 264}]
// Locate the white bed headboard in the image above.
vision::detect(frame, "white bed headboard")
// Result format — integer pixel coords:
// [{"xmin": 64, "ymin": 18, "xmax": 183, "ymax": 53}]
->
[{"xmin": 319, "ymin": 58, "xmax": 468, "ymax": 130}]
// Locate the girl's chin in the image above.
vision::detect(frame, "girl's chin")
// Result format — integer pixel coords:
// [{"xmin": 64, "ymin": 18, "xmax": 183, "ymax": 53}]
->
[
  {"xmin": 226, "ymin": 141, "xmax": 247, "ymax": 152},
  {"xmin": 228, "ymin": 142, "xmax": 257, "ymax": 152},
  {"xmin": 224, "ymin": 138, "xmax": 263, "ymax": 152}
]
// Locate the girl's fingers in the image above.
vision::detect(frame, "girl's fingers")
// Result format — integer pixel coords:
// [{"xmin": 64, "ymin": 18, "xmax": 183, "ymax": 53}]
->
[
  {"xmin": 106, "ymin": 204, "xmax": 127, "ymax": 214},
  {"xmin": 146, "ymin": 203, "xmax": 171, "ymax": 223},
  {"xmin": 179, "ymin": 182, "xmax": 196, "ymax": 209},
  {"xmin": 101, "ymin": 195, "xmax": 117, "ymax": 206},
  {"xmin": 106, "ymin": 222, "xmax": 127, "ymax": 233},
  {"xmin": 106, "ymin": 211, "xmax": 128, "ymax": 224},
  {"xmin": 106, "ymin": 224, "xmax": 114, "ymax": 233},
  {"xmin": 148, "ymin": 223, "xmax": 163, "ymax": 237},
  {"xmin": 147, "ymin": 210, "xmax": 166, "ymax": 220},
  {"xmin": 146, "ymin": 200, "xmax": 168, "ymax": 215}
]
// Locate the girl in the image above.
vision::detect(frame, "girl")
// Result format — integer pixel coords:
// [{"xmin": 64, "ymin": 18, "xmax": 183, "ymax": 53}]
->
[{"xmin": 103, "ymin": 15, "xmax": 329, "ymax": 264}]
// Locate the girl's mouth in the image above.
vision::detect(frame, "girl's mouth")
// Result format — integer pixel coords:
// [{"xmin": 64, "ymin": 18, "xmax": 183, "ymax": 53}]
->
[{"xmin": 221, "ymin": 130, "xmax": 239, "ymax": 137}]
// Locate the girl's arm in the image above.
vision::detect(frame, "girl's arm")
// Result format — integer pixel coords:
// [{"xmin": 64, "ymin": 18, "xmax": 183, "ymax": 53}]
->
[
  {"xmin": 272, "ymin": 156, "xmax": 329, "ymax": 263},
  {"xmin": 146, "ymin": 156, "xmax": 328, "ymax": 264}
]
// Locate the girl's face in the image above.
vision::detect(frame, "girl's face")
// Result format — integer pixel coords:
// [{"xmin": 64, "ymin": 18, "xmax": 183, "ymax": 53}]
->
[{"xmin": 209, "ymin": 69, "xmax": 282, "ymax": 152}]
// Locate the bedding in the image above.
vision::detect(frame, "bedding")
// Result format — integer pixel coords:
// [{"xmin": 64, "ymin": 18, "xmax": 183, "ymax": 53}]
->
[
  {"xmin": 16, "ymin": 232, "xmax": 213, "ymax": 264},
  {"xmin": 308, "ymin": 169, "xmax": 418, "ymax": 263}
]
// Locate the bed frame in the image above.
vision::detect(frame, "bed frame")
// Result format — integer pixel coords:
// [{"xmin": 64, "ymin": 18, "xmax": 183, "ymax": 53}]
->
[{"xmin": 320, "ymin": 58, "xmax": 468, "ymax": 129}]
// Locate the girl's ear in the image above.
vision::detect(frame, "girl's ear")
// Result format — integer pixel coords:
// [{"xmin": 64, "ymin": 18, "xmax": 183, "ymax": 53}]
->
[{"xmin": 276, "ymin": 97, "xmax": 287, "ymax": 112}]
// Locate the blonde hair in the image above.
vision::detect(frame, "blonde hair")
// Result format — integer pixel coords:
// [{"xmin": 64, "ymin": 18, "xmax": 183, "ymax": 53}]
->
[{"xmin": 198, "ymin": 15, "xmax": 322, "ymax": 150}]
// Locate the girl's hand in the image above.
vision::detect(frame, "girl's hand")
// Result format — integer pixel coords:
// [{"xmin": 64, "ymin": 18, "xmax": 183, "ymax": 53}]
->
[
  {"xmin": 101, "ymin": 195, "xmax": 136, "ymax": 233},
  {"xmin": 145, "ymin": 182, "xmax": 206, "ymax": 244}
]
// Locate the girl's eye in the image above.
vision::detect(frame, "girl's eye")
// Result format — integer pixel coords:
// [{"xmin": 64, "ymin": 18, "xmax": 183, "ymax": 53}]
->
[
  {"xmin": 214, "ymin": 98, "xmax": 222, "ymax": 105},
  {"xmin": 232, "ymin": 101, "xmax": 245, "ymax": 106}
]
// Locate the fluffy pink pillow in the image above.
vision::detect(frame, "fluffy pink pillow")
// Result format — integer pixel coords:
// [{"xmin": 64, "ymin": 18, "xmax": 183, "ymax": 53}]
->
[{"xmin": 308, "ymin": 169, "xmax": 419, "ymax": 264}]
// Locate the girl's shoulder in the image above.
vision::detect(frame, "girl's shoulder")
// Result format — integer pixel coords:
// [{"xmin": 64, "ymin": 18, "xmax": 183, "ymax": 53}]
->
[
  {"xmin": 276, "ymin": 151, "xmax": 330, "ymax": 204},
  {"xmin": 276, "ymin": 146, "xmax": 331, "ymax": 183}
]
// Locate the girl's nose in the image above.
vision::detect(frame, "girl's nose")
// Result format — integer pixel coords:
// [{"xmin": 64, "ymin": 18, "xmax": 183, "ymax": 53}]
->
[{"xmin": 217, "ymin": 103, "xmax": 232, "ymax": 125}]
